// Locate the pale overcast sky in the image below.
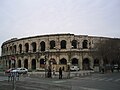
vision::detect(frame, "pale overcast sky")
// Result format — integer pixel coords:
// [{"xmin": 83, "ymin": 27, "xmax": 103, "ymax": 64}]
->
[{"xmin": 0, "ymin": 0, "xmax": 120, "ymax": 54}]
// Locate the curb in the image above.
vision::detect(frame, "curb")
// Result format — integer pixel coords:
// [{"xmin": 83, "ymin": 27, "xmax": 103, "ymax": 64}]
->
[{"xmin": 27, "ymin": 71, "xmax": 93, "ymax": 79}]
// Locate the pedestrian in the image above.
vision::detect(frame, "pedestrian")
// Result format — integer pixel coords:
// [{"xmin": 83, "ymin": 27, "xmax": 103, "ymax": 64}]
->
[
  {"xmin": 16, "ymin": 72, "xmax": 19, "ymax": 80},
  {"xmin": 48, "ymin": 66, "xmax": 52, "ymax": 78},
  {"xmin": 67, "ymin": 65, "xmax": 70, "ymax": 79},
  {"xmin": 101, "ymin": 66, "xmax": 104, "ymax": 74},
  {"xmin": 111, "ymin": 65, "xmax": 114, "ymax": 73},
  {"xmin": 59, "ymin": 67, "xmax": 62, "ymax": 79},
  {"xmin": 62, "ymin": 66, "xmax": 64, "ymax": 71},
  {"xmin": 117, "ymin": 66, "xmax": 119, "ymax": 72},
  {"xmin": 53, "ymin": 67, "xmax": 56, "ymax": 76},
  {"xmin": 8, "ymin": 73, "xmax": 11, "ymax": 82}
]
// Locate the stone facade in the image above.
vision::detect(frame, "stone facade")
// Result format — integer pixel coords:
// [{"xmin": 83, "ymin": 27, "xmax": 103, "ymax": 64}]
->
[{"xmin": 0, "ymin": 33, "xmax": 110, "ymax": 71}]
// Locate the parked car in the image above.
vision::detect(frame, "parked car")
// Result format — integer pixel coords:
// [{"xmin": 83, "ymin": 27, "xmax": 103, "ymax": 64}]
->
[
  {"xmin": 12, "ymin": 68, "xmax": 28, "ymax": 74},
  {"xmin": 113, "ymin": 64, "xmax": 119, "ymax": 70},
  {"xmin": 70, "ymin": 66, "xmax": 80, "ymax": 71},
  {"xmin": 5, "ymin": 68, "xmax": 15, "ymax": 73}
]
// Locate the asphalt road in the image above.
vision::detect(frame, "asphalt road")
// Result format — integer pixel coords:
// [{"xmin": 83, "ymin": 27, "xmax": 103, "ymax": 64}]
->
[{"xmin": 0, "ymin": 72, "xmax": 120, "ymax": 90}]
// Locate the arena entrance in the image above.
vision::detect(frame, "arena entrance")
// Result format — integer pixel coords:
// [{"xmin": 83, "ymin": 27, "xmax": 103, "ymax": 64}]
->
[
  {"xmin": 71, "ymin": 58, "xmax": 78, "ymax": 65},
  {"xmin": 94, "ymin": 59, "xmax": 100, "ymax": 72},
  {"xmin": 24, "ymin": 59, "xmax": 28, "ymax": 69},
  {"xmin": 40, "ymin": 59, "xmax": 45, "ymax": 68},
  {"xmin": 83, "ymin": 58, "xmax": 90, "ymax": 70},
  {"xmin": 18, "ymin": 60, "xmax": 21, "ymax": 68},
  {"xmin": 31, "ymin": 59, "xmax": 36, "ymax": 70},
  {"xmin": 59, "ymin": 58, "xmax": 67, "ymax": 71}
]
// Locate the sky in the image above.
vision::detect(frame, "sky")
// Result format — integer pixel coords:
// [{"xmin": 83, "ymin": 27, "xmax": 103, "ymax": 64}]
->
[{"xmin": 0, "ymin": 0, "xmax": 120, "ymax": 55}]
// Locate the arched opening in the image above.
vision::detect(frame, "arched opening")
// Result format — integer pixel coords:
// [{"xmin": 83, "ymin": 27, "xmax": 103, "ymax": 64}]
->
[
  {"xmin": 82, "ymin": 40, "xmax": 88, "ymax": 49},
  {"xmin": 25, "ymin": 43, "xmax": 29, "ymax": 53},
  {"xmin": 9, "ymin": 60, "xmax": 11, "ymax": 68},
  {"xmin": 13, "ymin": 45, "xmax": 16, "ymax": 53},
  {"xmin": 2, "ymin": 47, "xmax": 4, "ymax": 54},
  {"xmin": 94, "ymin": 59, "xmax": 100, "ymax": 72},
  {"xmin": 83, "ymin": 58, "xmax": 90, "ymax": 70},
  {"xmin": 24, "ymin": 59, "xmax": 28, "ymax": 69},
  {"xmin": 7, "ymin": 47, "xmax": 8, "ymax": 53},
  {"xmin": 60, "ymin": 58, "xmax": 67, "ymax": 64},
  {"xmin": 19, "ymin": 44, "xmax": 22, "ymax": 53},
  {"xmin": 50, "ymin": 40, "xmax": 55, "ymax": 49},
  {"xmin": 10, "ymin": 46, "xmax": 12, "ymax": 54},
  {"xmin": 18, "ymin": 60, "xmax": 21, "ymax": 68},
  {"xmin": 94, "ymin": 59, "xmax": 99, "ymax": 66},
  {"xmin": 31, "ymin": 42, "xmax": 36, "ymax": 52},
  {"xmin": 72, "ymin": 40, "xmax": 77, "ymax": 49},
  {"xmin": 40, "ymin": 59, "xmax": 45, "ymax": 68},
  {"xmin": 11, "ymin": 59, "xmax": 16, "ymax": 68},
  {"xmin": 61, "ymin": 40, "xmax": 66, "ymax": 49},
  {"xmin": 71, "ymin": 58, "xmax": 78, "ymax": 65},
  {"xmin": 31, "ymin": 59, "xmax": 36, "ymax": 70},
  {"xmin": 52, "ymin": 59, "xmax": 57, "ymax": 65},
  {"xmin": 40, "ymin": 41, "xmax": 45, "ymax": 51}
]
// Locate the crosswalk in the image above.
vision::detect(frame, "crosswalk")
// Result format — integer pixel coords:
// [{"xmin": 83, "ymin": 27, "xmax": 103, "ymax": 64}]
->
[
  {"xmin": 80, "ymin": 77, "xmax": 120, "ymax": 82},
  {"xmin": 0, "ymin": 76, "xmax": 8, "ymax": 81}
]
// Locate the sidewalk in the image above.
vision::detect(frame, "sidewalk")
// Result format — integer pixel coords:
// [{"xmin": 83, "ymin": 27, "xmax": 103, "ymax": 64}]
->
[
  {"xmin": 0, "ymin": 70, "xmax": 94, "ymax": 79},
  {"xmin": 28, "ymin": 70, "xmax": 94, "ymax": 79},
  {"xmin": 0, "ymin": 72, "xmax": 5, "ymax": 76}
]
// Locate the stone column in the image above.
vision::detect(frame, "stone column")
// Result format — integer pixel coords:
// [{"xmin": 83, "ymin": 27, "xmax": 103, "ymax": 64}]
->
[
  {"xmin": 28, "ymin": 56, "xmax": 31, "ymax": 70},
  {"xmin": 15, "ymin": 57, "xmax": 18, "ymax": 68},
  {"xmin": 36, "ymin": 58, "xmax": 40, "ymax": 69},
  {"xmin": 79, "ymin": 55, "xmax": 83, "ymax": 70},
  {"xmin": 29, "ymin": 41, "xmax": 32, "ymax": 53},
  {"xmin": 90, "ymin": 57, "xmax": 94, "ymax": 69},
  {"xmin": 16, "ymin": 43, "xmax": 18, "ymax": 54},
  {"xmin": 21, "ymin": 58, "xmax": 24, "ymax": 68},
  {"xmin": 22, "ymin": 41, "xmax": 25, "ymax": 53},
  {"xmin": 36, "ymin": 40, "xmax": 39, "ymax": 52}
]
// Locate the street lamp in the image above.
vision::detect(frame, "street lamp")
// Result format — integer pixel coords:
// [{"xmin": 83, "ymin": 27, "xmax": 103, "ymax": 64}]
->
[
  {"xmin": 44, "ymin": 50, "xmax": 49, "ymax": 78},
  {"xmin": 45, "ymin": 49, "xmax": 53, "ymax": 78},
  {"xmin": 67, "ymin": 62, "xmax": 71, "ymax": 79},
  {"xmin": 44, "ymin": 55, "xmax": 47, "ymax": 78},
  {"xmin": 67, "ymin": 46, "xmax": 73, "ymax": 79}
]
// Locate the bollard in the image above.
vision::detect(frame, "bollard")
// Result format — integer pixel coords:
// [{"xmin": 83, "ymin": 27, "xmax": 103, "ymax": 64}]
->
[
  {"xmin": 12, "ymin": 74, "xmax": 16, "ymax": 90},
  {"xmin": 8, "ymin": 72, "xmax": 19, "ymax": 90}
]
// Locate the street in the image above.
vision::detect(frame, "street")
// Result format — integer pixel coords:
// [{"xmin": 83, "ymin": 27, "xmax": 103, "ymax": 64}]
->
[{"xmin": 0, "ymin": 72, "xmax": 120, "ymax": 90}]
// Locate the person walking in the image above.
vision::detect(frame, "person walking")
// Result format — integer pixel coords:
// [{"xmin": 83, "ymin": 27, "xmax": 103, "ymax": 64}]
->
[
  {"xmin": 59, "ymin": 67, "xmax": 62, "ymax": 79},
  {"xmin": 53, "ymin": 67, "xmax": 56, "ymax": 76},
  {"xmin": 47, "ymin": 66, "xmax": 52, "ymax": 78}
]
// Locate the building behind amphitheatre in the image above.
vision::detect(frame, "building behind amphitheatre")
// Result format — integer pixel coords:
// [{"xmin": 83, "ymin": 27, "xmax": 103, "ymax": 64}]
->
[{"xmin": 0, "ymin": 33, "xmax": 120, "ymax": 72}]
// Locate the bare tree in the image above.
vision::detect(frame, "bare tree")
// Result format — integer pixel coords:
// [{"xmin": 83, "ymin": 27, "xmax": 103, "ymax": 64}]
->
[{"xmin": 93, "ymin": 38, "xmax": 120, "ymax": 72}]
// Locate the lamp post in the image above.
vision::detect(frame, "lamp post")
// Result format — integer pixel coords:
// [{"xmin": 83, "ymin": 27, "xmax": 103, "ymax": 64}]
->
[
  {"xmin": 67, "ymin": 62, "xmax": 71, "ymax": 79},
  {"xmin": 45, "ymin": 49, "xmax": 52, "ymax": 78},
  {"xmin": 11, "ymin": 56, "xmax": 15, "ymax": 68},
  {"xmin": 44, "ymin": 55, "xmax": 47, "ymax": 78},
  {"xmin": 44, "ymin": 50, "xmax": 48, "ymax": 78},
  {"xmin": 67, "ymin": 46, "xmax": 73, "ymax": 79}
]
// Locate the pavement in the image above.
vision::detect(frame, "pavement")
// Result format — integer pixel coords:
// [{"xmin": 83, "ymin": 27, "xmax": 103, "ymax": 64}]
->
[
  {"xmin": 0, "ymin": 70, "xmax": 94, "ymax": 90},
  {"xmin": 0, "ymin": 71, "xmax": 120, "ymax": 90},
  {"xmin": 27, "ymin": 70, "xmax": 94, "ymax": 79}
]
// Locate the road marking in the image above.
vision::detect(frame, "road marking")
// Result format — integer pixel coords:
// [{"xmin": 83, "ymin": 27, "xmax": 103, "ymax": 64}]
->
[
  {"xmin": 98, "ymin": 78, "xmax": 106, "ymax": 81},
  {"xmin": 78, "ymin": 76, "xmax": 120, "ymax": 83},
  {"xmin": 105, "ymin": 78, "xmax": 113, "ymax": 81},
  {"xmin": 79, "ymin": 86, "xmax": 101, "ymax": 90},
  {"xmin": 0, "ymin": 77, "xmax": 8, "ymax": 81},
  {"xmin": 53, "ymin": 80, "xmax": 66, "ymax": 83},
  {"xmin": 114, "ymin": 79, "xmax": 120, "ymax": 82},
  {"xmin": 92, "ymin": 78, "xmax": 98, "ymax": 80}
]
